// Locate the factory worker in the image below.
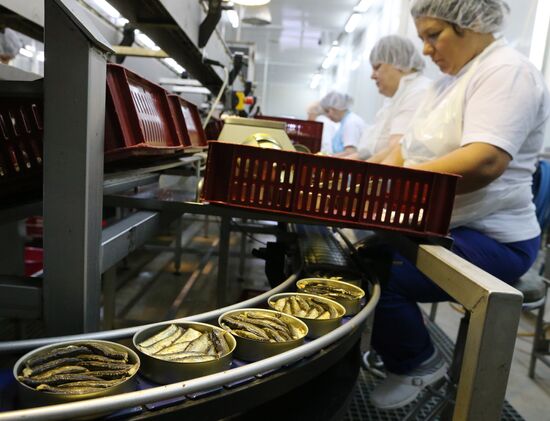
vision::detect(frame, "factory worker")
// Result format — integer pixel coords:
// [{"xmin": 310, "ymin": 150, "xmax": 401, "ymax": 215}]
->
[
  {"xmin": 306, "ymin": 101, "xmax": 339, "ymax": 154},
  {"xmin": 0, "ymin": 28, "xmax": 23, "ymax": 65},
  {"xmin": 320, "ymin": 91, "xmax": 366, "ymax": 154},
  {"xmin": 342, "ymin": 35, "xmax": 432, "ymax": 159},
  {"xmin": 369, "ymin": 0, "xmax": 550, "ymax": 409}
]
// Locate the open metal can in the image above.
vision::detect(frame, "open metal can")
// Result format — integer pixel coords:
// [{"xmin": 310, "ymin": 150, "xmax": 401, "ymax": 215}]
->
[{"xmin": 268, "ymin": 292, "xmax": 345, "ymax": 339}]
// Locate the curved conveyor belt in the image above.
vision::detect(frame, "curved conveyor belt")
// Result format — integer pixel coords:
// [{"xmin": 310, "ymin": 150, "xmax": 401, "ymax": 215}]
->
[{"xmin": 0, "ymin": 269, "xmax": 380, "ymax": 420}]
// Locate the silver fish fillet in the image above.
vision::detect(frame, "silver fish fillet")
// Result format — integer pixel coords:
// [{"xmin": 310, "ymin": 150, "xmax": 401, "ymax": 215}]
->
[
  {"xmin": 222, "ymin": 311, "xmax": 302, "ymax": 342},
  {"xmin": 138, "ymin": 324, "xmax": 180, "ymax": 348},
  {"xmin": 26, "ymin": 345, "xmax": 90, "ymax": 368},
  {"xmin": 273, "ymin": 296, "xmax": 341, "ymax": 320},
  {"xmin": 19, "ymin": 342, "xmax": 137, "ymax": 395},
  {"xmin": 138, "ymin": 326, "xmax": 225, "ymax": 362},
  {"xmin": 36, "ymin": 384, "xmax": 105, "ymax": 395}
]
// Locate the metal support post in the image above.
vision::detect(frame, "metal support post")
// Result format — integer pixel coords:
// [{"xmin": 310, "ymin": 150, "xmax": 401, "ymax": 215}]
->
[
  {"xmin": 43, "ymin": 0, "xmax": 113, "ymax": 334},
  {"xmin": 238, "ymin": 219, "xmax": 247, "ymax": 279},
  {"xmin": 238, "ymin": 230, "xmax": 247, "ymax": 279},
  {"xmin": 0, "ymin": 221, "xmax": 25, "ymax": 276},
  {"xmin": 204, "ymin": 216, "xmax": 210, "ymax": 238},
  {"xmin": 218, "ymin": 216, "xmax": 231, "ymax": 307},
  {"xmin": 414, "ymin": 244, "xmax": 523, "ymax": 420},
  {"xmin": 173, "ymin": 217, "xmax": 183, "ymax": 274},
  {"xmin": 102, "ymin": 266, "xmax": 117, "ymax": 330}
]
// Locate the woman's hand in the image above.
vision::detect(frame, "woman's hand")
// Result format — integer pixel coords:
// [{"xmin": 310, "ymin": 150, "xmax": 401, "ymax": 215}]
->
[
  {"xmin": 410, "ymin": 143, "xmax": 511, "ymax": 194},
  {"xmin": 343, "ymin": 152, "xmax": 360, "ymax": 160},
  {"xmin": 367, "ymin": 135, "xmax": 404, "ymax": 164},
  {"xmin": 333, "ymin": 148, "xmax": 354, "ymax": 158}
]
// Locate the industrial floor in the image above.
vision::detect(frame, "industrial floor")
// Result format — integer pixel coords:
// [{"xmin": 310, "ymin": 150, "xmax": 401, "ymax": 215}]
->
[{"xmin": 2, "ymin": 216, "xmax": 550, "ymax": 419}]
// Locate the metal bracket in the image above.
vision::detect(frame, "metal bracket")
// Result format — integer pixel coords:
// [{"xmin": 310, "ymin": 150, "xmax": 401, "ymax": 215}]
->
[
  {"xmin": 198, "ymin": 0, "xmax": 222, "ymax": 48},
  {"xmin": 0, "ymin": 276, "xmax": 42, "ymax": 319},
  {"xmin": 112, "ymin": 45, "xmax": 168, "ymax": 58}
]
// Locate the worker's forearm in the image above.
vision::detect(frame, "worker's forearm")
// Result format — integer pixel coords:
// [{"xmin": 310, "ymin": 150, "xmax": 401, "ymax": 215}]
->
[
  {"xmin": 380, "ymin": 144, "xmax": 404, "ymax": 166},
  {"xmin": 410, "ymin": 143, "xmax": 510, "ymax": 194},
  {"xmin": 334, "ymin": 149, "xmax": 354, "ymax": 158},
  {"xmin": 367, "ymin": 135, "xmax": 403, "ymax": 164}
]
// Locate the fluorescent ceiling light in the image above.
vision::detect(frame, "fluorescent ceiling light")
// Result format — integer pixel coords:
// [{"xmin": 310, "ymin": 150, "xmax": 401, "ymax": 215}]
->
[
  {"xmin": 310, "ymin": 73, "xmax": 322, "ymax": 90},
  {"xmin": 36, "ymin": 51, "xmax": 45, "ymax": 62},
  {"xmin": 233, "ymin": 0, "xmax": 271, "ymax": 5},
  {"xmin": 226, "ymin": 9, "xmax": 240, "ymax": 28},
  {"xmin": 116, "ymin": 17, "xmax": 129, "ymax": 27},
  {"xmin": 136, "ymin": 31, "xmax": 161, "ymax": 51},
  {"xmin": 24, "ymin": 44, "xmax": 35, "ymax": 52},
  {"xmin": 172, "ymin": 86, "xmax": 211, "ymax": 95},
  {"xmin": 86, "ymin": 0, "xmax": 127, "ymax": 27},
  {"xmin": 529, "ymin": 0, "xmax": 550, "ymax": 70},
  {"xmin": 162, "ymin": 58, "xmax": 186, "ymax": 74},
  {"xmin": 345, "ymin": 13, "xmax": 361, "ymax": 33},
  {"xmin": 354, "ymin": 0, "xmax": 375, "ymax": 13},
  {"xmin": 19, "ymin": 48, "xmax": 33, "ymax": 58},
  {"xmin": 322, "ymin": 46, "xmax": 340, "ymax": 69},
  {"xmin": 90, "ymin": 0, "xmax": 121, "ymax": 18}
]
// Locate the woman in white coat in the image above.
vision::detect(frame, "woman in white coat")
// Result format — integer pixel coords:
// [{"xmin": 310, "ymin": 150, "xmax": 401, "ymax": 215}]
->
[
  {"xmin": 369, "ymin": 0, "xmax": 550, "ymax": 410},
  {"xmin": 306, "ymin": 101, "xmax": 339, "ymax": 154},
  {"xmin": 320, "ymin": 91, "xmax": 366, "ymax": 154},
  {"xmin": 343, "ymin": 35, "xmax": 432, "ymax": 159}
]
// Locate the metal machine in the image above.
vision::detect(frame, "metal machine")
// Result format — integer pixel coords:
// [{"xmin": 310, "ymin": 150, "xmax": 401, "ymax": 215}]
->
[{"xmin": 217, "ymin": 117, "xmax": 295, "ymax": 151}]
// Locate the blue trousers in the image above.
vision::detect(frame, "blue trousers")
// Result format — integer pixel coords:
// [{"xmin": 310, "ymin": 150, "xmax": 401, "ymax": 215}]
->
[{"xmin": 371, "ymin": 227, "xmax": 540, "ymax": 374}]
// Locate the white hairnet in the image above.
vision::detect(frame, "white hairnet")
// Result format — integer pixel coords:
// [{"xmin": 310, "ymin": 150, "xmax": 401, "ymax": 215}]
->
[
  {"xmin": 369, "ymin": 35, "xmax": 425, "ymax": 72},
  {"xmin": 0, "ymin": 28, "xmax": 22, "ymax": 57},
  {"xmin": 411, "ymin": 0, "xmax": 510, "ymax": 34},
  {"xmin": 320, "ymin": 91, "xmax": 353, "ymax": 111},
  {"xmin": 306, "ymin": 101, "xmax": 324, "ymax": 115}
]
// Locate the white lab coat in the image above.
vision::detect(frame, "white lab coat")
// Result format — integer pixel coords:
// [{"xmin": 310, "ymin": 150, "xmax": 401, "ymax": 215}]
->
[{"xmin": 316, "ymin": 115, "xmax": 339, "ymax": 154}]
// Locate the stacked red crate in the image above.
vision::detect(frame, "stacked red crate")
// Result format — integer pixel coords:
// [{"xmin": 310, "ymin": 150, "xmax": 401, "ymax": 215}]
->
[
  {"xmin": 104, "ymin": 64, "xmax": 184, "ymax": 162},
  {"xmin": 0, "ymin": 96, "xmax": 43, "ymax": 200},
  {"xmin": 255, "ymin": 115, "xmax": 323, "ymax": 154},
  {"xmin": 167, "ymin": 94, "xmax": 208, "ymax": 148}
]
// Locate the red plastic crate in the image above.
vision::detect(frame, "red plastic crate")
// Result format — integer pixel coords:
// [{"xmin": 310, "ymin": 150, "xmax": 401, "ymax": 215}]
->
[
  {"xmin": 26, "ymin": 216, "xmax": 43, "ymax": 238},
  {"xmin": 24, "ymin": 246, "xmax": 43, "ymax": 276},
  {"xmin": 202, "ymin": 142, "xmax": 458, "ymax": 237},
  {"xmin": 104, "ymin": 64, "xmax": 183, "ymax": 162},
  {"xmin": 255, "ymin": 115, "xmax": 323, "ymax": 154},
  {"xmin": 204, "ymin": 117, "xmax": 223, "ymax": 140},
  {"xmin": 0, "ymin": 97, "xmax": 43, "ymax": 199},
  {"xmin": 167, "ymin": 94, "xmax": 207, "ymax": 148}
]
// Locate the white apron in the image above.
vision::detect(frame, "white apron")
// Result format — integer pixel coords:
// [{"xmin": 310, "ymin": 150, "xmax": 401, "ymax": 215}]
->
[
  {"xmin": 361, "ymin": 73, "xmax": 423, "ymax": 158},
  {"xmin": 401, "ymin": 39, "xmax": 531, "ymax": 228}
]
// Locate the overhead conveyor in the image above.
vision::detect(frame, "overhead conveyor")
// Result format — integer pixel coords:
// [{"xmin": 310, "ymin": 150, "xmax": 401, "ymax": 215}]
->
[{"xmin": 108, "ymin": 0, "xmax": 226, "ymax": 94}]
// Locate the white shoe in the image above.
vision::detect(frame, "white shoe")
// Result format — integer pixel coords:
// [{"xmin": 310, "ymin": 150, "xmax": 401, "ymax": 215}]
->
[
  {"xmin": 370, "ymin": 351, "xmax": 448, "ymax": 410},
  {"xmin": 362, "ymin": 350, "xmax": 386, "ymax": 379}
]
